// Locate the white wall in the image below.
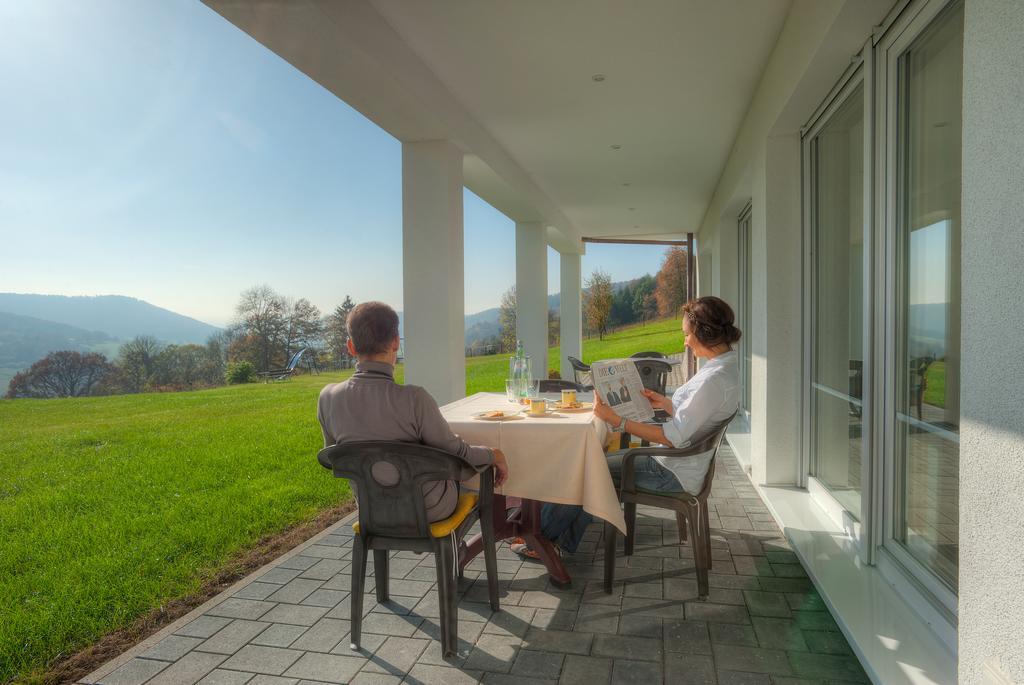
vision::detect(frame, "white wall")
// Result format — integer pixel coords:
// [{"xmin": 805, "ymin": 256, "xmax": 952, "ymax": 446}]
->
[{"xmin": 958, "ymin": 1, "xmax": 1024, "ymax": 682}]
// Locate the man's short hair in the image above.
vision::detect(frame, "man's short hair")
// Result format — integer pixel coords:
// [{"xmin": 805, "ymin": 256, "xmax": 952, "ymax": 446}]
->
[{"xmin": 347, "ymin": 301, "xmax": 399, "ymax": 356}]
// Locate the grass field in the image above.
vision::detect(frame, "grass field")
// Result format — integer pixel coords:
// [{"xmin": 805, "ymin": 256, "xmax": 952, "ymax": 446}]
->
[
  {"xmin": 0, "ymin": 318, "xmax": 684, "ymax": 682},
  {"xmin": 923, "ymin": 361, "xmax": 946, "ymax": 409}
]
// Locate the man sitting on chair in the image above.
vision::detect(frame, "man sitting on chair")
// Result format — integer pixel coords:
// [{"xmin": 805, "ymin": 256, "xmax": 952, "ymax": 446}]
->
[{"xmin": 317, "ymin": 301, "xmax": 509, "ymax": 521}]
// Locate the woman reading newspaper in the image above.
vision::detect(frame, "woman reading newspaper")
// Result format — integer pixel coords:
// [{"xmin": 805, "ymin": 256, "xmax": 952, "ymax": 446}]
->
[{"xmin": 510, "ymin": 296, "xmax": 741, "ymax": 560}]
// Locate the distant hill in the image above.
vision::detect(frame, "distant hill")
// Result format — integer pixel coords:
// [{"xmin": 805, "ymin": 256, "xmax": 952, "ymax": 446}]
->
[
  {"xmin": 0, "ymin": 311, "xmax": 120, "ymax": 390},
  {"xmin": 0, "ymin": 294, "xmax": 219, "ymax": 344}
]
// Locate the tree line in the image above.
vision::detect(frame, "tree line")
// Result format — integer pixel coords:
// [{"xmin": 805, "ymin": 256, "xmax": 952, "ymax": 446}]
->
[
  {"xmin": 6, "ymin": 246, "xmax": 690, "ymax": 398},
  {"xmin": 5, "ymin": 285, "xmax": 360, "ymax": 399},
  {"xmin": 486, "ymin": 245, "xmax": 689, "ymax": 350}
]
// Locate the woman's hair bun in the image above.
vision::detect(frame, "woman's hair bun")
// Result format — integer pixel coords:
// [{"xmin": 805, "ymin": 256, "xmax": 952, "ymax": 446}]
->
[{"xmin": 681, "ymin": 296, "xmax": 742, "ymax": 348}]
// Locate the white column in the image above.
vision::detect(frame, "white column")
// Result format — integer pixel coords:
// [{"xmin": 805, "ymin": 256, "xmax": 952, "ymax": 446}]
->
[
  {"xmin": 402, "ymin": 140, "xmax": 465, "ymax": 404},
  {"xmin": 515, "ymin": 221, "xmax": 548, "ymax": 378},
  {"xmin": 559, "ymin": 250, "xmax": 583, "ymax": 380},
  {"xmin": 750, "ymin": 134, "xmax": 802, "ymax": 487}
]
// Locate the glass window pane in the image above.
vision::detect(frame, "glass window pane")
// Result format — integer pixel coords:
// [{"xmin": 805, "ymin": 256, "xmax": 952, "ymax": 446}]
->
[
  {"xmin": 895, "ymin": 2, "xmax": 962, "ymax": 590},
  {"xmin": 810, "ymin": 83, "xmax": 865, "ymax": 520}
]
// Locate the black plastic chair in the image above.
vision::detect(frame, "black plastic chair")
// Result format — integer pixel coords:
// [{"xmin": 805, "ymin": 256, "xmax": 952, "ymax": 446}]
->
[
  {"xmin": 566, "ymin": 356, "xmax": 593, "ymax": 389},
  {"xmin": 537, "ymin": 379, "xmax": 586, "ymax": 393},
  {"xmin": 629, "ymin": 350, "xmax": 667, "ymax": 360},
  {"xmin": 318, "ymin": 441, "xmax": 499, "ymax": 657},
  {"xmin": 603, "ymin": 413, "xmax": 736, "ymax": 599},
  {"xmin": 632, "ymin": 358, "xmax": 672, "ymax": 395}
]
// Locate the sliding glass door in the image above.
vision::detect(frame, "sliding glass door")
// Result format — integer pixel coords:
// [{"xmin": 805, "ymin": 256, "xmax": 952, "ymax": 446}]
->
[
  {"xmin": 886, "ymin": 0, "xmax": 963, "ymax": 596},
  {"xmin": 807, "ymin": 78, "xmax": 866, "ymax": 521},
  {"xmin": 801, "ymin": 0, "xmax": 963, "ymax": 625}
]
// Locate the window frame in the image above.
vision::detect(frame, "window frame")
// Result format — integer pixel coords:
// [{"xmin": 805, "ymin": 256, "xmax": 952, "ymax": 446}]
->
[
  {"xmin": 736, "ymin": 203, "xmax": 753, "ymax": 422},
  {"xmin": 801, "ymin": 62, "xmax": 871, "ymax": 560},
  {"xmin": 875, "ymin": 0, "xmax": 962, "ymax": 624},
  {"xmin": 798, "ymin": 0, "xmax": 963, "ymax": 647}
]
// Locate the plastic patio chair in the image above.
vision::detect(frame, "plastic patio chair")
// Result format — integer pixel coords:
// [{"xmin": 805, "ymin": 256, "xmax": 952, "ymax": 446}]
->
[
  {"xmin": 566, "ymin": 356, "xmax": 594, "ymax": 389},
  {"xmin": 537, "ymin": 379, "xmax": 586, "ymax": 393},
  {"xmin": 632, "ymin": 357, "xmax": 672, "ymax": 395},
  {"xmin": 317, "ymin": 440, "xmax": 500, "ymax": 657},
  {"xmin": 629, "ymin": 350, "xmax": 668, "ymax": 360},
  {"xmin": 603, "ymin": 412, "xmax": 736, "ymax": 599}
]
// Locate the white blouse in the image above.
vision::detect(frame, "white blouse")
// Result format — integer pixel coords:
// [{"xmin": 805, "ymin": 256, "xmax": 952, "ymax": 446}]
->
[{"xmin": 656, "ymin": 350, "xmax": 740, "ymax": 493}]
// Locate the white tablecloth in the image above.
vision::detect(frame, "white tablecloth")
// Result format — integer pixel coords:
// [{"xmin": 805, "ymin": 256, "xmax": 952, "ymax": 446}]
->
[{"xmin": 440, "ymin": 392, "xmax": 626, "ymax": 533}]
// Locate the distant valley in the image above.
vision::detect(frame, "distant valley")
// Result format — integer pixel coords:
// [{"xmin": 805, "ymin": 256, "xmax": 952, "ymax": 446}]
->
[{"xmin": 0, "ymin": 293, "xmax": 222, "ymax": 390}]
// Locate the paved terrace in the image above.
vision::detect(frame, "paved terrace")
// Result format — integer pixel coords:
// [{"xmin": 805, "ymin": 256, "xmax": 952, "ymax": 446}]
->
[{"xmin": 83, "ymin": 446, "xmax": 869, "ymax": 685}]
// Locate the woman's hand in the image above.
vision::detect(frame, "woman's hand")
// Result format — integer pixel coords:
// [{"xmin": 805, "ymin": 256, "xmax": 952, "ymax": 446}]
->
[
  {"xmin": 592, "ymin": 395, "xmax": 620, "ymax": 425},
  {"xmin": 642, "ymin": 388, "xmax": 673, "ymax": 413},
  {"xmin": 491, "ymin": 448, "xmax": 509, "ymax": 487}
]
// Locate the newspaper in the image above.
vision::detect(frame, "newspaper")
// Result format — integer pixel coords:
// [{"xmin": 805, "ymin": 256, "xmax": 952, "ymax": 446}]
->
[{"xmin": 590, "ymin": 359, "xmax": 655, "ymax": 422}]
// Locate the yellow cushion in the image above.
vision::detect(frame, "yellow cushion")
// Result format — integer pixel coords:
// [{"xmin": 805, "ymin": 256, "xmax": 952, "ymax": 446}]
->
[
  {"xmin": 351, "ymin": 493, "xmax": 479, "ymax": 538},
  {"xmin": 429, "ymin": 493, "xmax": 479, "ymax": 537}
]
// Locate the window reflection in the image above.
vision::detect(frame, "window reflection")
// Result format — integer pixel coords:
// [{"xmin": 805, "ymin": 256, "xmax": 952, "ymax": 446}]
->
[
  {"xmin": 895, "ymin": 2, "xmax": 962, "ymax": 590},
  {"xmin": 810, "ymin": 83, "xmax": 864, "ymax": 520}
]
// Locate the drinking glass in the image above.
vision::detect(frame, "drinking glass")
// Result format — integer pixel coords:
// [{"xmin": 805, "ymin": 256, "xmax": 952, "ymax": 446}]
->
[
  {"xmin": 527, "ymin": 379, "xmax": 540, "ymax": 400},
  {"xmin": 505, "ymin": 379, "xmax": 518, "ymax": 403}
]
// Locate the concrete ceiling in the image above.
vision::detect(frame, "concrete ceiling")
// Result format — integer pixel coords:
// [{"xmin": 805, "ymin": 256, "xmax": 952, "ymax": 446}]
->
[{"xmin": 205, "ymin": 0, "xmax": 791, "ymax": 248}]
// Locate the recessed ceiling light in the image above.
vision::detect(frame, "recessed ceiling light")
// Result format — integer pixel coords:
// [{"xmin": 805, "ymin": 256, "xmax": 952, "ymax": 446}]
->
[
  {"xmin": 592, "ymin": 74, "xmax": 606, "ymax": 82},
  {"xmin": 610, "ymin": 144, "xmax": 621, "ymax": 150}
]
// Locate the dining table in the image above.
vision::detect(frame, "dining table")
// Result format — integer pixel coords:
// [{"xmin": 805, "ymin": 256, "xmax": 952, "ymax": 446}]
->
[{"xmin": 439, "ymin": 391, "xmax": 627, "ymax": 587}]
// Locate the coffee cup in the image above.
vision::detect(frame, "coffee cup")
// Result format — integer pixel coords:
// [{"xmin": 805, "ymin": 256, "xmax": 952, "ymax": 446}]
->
[
  {"xmin": 561, "ymin": 389, "xmax": 577, "ymax": 405},
  {"xmin": 529, "ymin": 399, "xmax": 547, "ymax": 415}
]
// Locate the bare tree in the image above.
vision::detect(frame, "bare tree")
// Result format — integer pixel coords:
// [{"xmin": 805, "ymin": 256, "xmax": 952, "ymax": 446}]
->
[
  {"xmin": 284, "ymin": 298, "xmax": 323, "ymax": 357},
  {"xmin": 584, "ymin": 269, "xmax": 613, "ymax": 340},
  {"xmin": 118, "ymin": 335, "xmax": 162, "ymax": 392},
  {"xmin": 234, "ymin": 285, "xmax": 288, "ymax": 371},
  {"xmin": 6, "ymin": 351, "xmax": 114, "ymax": 399},
  {"xmin": 498, "ymin": 286, "xmax": 517, "ymax": 353},
  {"xmin": 655, "ymin": 246, "xmax": 689, "ymax": 317}
]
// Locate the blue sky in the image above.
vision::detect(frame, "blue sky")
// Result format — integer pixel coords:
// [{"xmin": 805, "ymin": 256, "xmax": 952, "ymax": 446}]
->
[{"xmin": 0, "ymin": 0, "xmax": 668, "ymax": 327}]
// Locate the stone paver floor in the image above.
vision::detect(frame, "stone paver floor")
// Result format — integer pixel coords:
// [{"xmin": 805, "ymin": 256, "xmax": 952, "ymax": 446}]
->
[{"xmin": 83, "ymin": 446, "xmax": 870, "ymax": 685}]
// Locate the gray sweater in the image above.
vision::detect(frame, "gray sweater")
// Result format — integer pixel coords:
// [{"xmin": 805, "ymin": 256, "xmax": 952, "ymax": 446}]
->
[{"xmin": 317, "ymin": 360, "xmax": 494, "ymax": 520}]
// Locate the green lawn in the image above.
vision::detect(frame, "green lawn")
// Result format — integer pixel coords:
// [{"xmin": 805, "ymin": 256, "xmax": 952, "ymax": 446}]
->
[
  {"xmin": 923, "ymin": 360, "xmax": 946, "ymax": 409},
  {"xmin": 466, "ymin": 317, "xmax": 685, "ymax": 393},
  {"xmin": 0, "ymin": 317, "xmax": 684, "ymax": 682}
]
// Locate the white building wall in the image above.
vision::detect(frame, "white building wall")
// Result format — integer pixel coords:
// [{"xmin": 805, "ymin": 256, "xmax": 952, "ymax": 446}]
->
[{"xmin": 958, "ymin": 1, "xmax": 1024, "ymax": 682}]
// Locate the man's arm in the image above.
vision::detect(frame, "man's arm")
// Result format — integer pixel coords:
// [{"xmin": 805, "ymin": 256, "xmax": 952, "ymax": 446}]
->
[
  {"xmin": 316, "ymin": 394, "xmax": 335, "ymax": 469},
  {"xmin": 413, "ymin": 387, "xmax": 493, "ymax": 468},
  {"xmin": 412, "ymin": 387, "xmax": 508, "ymax": 485}
]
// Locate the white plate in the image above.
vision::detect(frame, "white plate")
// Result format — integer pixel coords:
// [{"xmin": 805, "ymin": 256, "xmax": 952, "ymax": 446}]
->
[
  {"xmin": 552, "ymin": 401, "xmax": 594, "ymax": 413},
  {"xmin": 473, "ymin": 411, "xmax": 524, "ymax": 421}
]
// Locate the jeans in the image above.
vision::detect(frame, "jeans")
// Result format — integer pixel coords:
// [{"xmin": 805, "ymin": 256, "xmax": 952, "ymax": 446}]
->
[
  {"xmin": 605, "ymin": 449, "xmax": 683, "ymax": 493},
  {"xmin": 540, "ymin": 503, "xmax": 593, "ymax": 554},
  {"xmin": 539, "ymin": 450, "xmax": 683, "ymax": 553}
]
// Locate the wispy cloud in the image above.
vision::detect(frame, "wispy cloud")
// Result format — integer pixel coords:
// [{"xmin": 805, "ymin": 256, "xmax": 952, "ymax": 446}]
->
[{"xmin": 215, "ymin": 110, "xmax": 266, "ymax": 152}]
